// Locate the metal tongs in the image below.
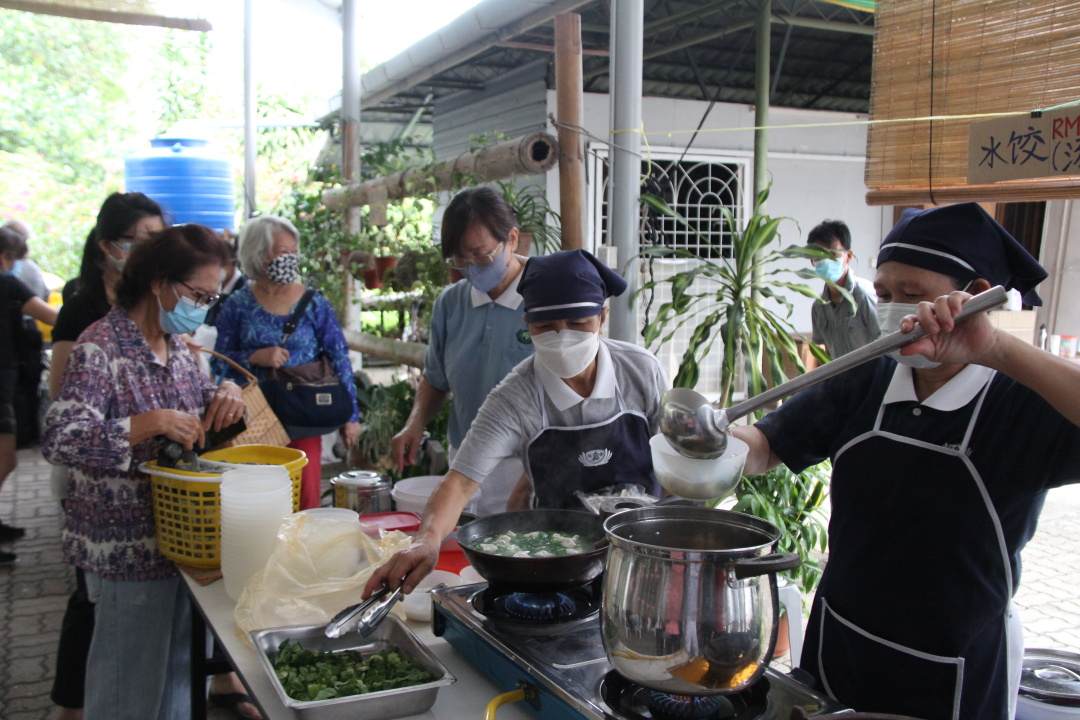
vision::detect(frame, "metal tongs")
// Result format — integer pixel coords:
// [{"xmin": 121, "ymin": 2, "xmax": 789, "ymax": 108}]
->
[
  {"xmin": 660, "ymin": 285, "xmax": 1009, "ymax": 459},
  {"xmin": 324, "ymin": 583, "xmax": 403, "ymax": 639}
]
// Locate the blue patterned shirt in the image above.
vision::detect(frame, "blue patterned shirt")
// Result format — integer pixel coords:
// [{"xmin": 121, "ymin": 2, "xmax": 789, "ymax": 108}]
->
[{"xmin": 211, "ymin": 286, "xmax": 359, "ymax": 422}]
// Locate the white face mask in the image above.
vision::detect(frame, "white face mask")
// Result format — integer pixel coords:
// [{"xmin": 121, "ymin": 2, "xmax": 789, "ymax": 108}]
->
[
  {"xmin": 877, "ymin": 302, "xmax": 941, "ymax": 369},
  {"xmin": 531, "ymin": 329, "xmax": 599, "ymax": 379}
]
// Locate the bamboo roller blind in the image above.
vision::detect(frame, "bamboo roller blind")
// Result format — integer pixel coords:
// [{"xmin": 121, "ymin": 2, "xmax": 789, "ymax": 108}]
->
[{"xmin": 865, "ymin": 0, "xmax": 1080, "ymax": 205}]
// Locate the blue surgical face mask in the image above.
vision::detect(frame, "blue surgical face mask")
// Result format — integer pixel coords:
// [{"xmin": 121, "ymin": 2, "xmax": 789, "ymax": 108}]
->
[
  {"xmin": 814, "ymin": 258, "xmax": 845, "ymax": 283},
  {"xmin": 159, "ymin": 286, "xmax": 208, "ymax": 335},
  {"xmin": 461, "ymin": 243, "xmax": 509, "ymax": 294}
]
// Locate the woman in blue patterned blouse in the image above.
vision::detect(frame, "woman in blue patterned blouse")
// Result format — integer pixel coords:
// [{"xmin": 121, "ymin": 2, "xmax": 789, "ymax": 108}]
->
[
  {"xmin": 212, "ymin": 215, "xmax": 360, "ymax": 508},
  {"xmin": 43, "ymin": 225, "xmax": 245, "ymax": 720}
]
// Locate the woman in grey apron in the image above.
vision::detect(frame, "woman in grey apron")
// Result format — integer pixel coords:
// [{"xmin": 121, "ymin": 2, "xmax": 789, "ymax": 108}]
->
[{"xmin": 363, "ymin": 249, "xmax": 666, "ymax": 597}]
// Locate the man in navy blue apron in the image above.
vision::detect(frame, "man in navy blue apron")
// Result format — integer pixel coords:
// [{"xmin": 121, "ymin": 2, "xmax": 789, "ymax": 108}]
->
[
  {"xmin": 364, "ymin": 250, "xmax": 666, "ymax": 597},
  {"xmin": 735, "ymin": 204, "xmax": 1080, "ymax": 719}
]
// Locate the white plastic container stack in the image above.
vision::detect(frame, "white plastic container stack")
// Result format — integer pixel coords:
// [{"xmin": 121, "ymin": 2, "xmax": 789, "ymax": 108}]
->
[
  {"xmin": 390, "ymin": 475, "xmax": 443, "ymax": 514},
  {"xmin": 220, "ymin": 467, "xmax": 292, "ymax": 601}
]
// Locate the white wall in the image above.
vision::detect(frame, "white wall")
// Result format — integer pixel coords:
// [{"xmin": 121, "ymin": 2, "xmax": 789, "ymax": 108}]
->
[
  {"xmin": 1037, "ymin": 200, "xmax": 1080, "ymax": 338},
  {"xmin": 546, "ymin": 91, "xmax": 890, "ymax": 334}
]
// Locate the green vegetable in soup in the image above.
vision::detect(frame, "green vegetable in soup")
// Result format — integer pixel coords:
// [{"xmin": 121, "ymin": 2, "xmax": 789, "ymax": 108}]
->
[
  {"xmin": 272, "ymin": 640, "xmax": 434, "ymax": 701},
  {"xmin": 475, "ymin": 529, "xmax": 591, "ymax": 558}
]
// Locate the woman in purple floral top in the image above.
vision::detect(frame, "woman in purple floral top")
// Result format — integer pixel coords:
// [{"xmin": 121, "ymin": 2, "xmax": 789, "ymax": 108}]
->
[{"xmin": 43, "ymin": 225, "xmax": 243, "ymax": 720}]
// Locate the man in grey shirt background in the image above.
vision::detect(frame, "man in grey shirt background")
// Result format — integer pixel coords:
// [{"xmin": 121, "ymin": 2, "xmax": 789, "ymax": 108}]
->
[{"xmin": 807, "ymin": 219, "xmax": 881, "ymax": 358}]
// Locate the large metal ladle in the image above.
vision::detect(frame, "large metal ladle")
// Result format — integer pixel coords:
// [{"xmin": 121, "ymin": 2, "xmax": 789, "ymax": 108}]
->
[{"xmin": 660, "ymin": 286, "xmax": 1008, "ymax": 459}]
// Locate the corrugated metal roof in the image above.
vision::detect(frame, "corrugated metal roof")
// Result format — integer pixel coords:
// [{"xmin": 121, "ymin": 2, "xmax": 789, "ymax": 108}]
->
[{"xmin": 350, "ymin": 0, "xmax": 873, "ymax": 122}]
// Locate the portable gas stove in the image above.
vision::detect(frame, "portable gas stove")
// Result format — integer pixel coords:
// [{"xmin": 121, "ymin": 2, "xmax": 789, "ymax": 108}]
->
[{"xmin": 432, "ymin": 581, "xmax": 845, "ymax": 720}]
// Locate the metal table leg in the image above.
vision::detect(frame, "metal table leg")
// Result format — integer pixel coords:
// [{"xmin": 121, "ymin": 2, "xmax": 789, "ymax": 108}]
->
[{"xmin": 192, "ymin": 606, "xmax": 208, "ymax": 720}]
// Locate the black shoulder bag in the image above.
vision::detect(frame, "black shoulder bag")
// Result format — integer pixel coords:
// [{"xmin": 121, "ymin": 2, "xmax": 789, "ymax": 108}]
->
[{"xmin": 258, "ymin": 289, "xmax": 355, "ymax": 440}]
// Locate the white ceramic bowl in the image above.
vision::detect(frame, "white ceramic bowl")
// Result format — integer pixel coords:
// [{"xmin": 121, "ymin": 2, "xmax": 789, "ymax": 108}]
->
[
  {"xmin": 402, "ymin": 570, "xmax": 461, "ymax": 622},
  {"xmin": 650, "ymin": 433, "xmax": 748, "ymax": 500},
  {"xmin": 457, "ymin": 565, "xmax": 484, "ymax": 584}
]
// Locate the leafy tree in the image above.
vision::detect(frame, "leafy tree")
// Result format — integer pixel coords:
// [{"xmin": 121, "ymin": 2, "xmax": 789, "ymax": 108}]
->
[
  {"xmin": 0, "ymin": 10, "xmax": 130, "ymax": 186},
  {"xmin": 0, "ymin": 10, "xmax": 139, "ymax": 278}
]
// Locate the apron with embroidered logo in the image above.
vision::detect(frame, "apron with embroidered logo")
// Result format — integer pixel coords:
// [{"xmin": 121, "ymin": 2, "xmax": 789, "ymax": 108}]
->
[
  {"xmin": 525, "ymin": 374, "xmax": 657, "ymax": 509},
  {"xmin": 800, "ymin": 372, "xmax": 1024, "ymax": 720}
]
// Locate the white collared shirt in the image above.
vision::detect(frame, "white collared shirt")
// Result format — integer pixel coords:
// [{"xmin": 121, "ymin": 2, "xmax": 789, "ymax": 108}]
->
[
  {"xmin": 450, "ymin": 336, "xmax": 667, "ymax": 485},
  {"xmin": 534, "ymin": 338, "xmax": 616, "ymax": 411},
  {"xmin": 881, "ymin": 362, "xmax": 996, "ymax": 411}
]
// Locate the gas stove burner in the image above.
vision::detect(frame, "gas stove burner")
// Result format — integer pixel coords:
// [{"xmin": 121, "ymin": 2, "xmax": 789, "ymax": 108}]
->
[
  {"xmin": 599, "ymin": 671, "xmax": 768, "ymax": 720},
  {"xmin": 644, "ymin": 690, "xmax": 727, "ymax": 720},
  {"xmin": 472, "ymin": 579, "xmax": 602, "ymax": 630},
  {"xmin": 501, "ymin": 591, "xmax": 577, "ymax": 621}
]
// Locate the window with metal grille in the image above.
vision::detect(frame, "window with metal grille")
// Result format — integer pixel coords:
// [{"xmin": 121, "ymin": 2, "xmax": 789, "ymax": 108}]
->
[
  {"xmin": 588, "ymin": 147, "xmax": 750, "ymax": 397},
  {"xmin": 590, "ymin": 148, "xmax": 748, "ymax": 259}
]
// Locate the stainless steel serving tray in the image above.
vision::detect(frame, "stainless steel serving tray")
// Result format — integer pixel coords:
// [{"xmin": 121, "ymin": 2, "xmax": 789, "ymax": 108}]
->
[{"xmin": 250, "ymin": 616, "xmax": 456, "ymax": 720}]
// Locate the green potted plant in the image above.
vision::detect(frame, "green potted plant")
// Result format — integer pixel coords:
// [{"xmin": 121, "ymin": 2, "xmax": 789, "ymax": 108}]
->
[
  {"xmin": 353, "ymin": 376, "xmax": 450, "ymax": 481},
  {"xmin": 495, "ymin": 180, "xmax": 562, "ymax": 256},
  {"xmin": 638, "ymin": 186, "xmax": 838, "ymax": 607}
]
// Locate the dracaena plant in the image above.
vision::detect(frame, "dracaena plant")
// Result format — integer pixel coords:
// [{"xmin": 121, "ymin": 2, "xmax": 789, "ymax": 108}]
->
[
  {"xmin": 638, "ymin": 185, "xmax": 851, "ymax": 598},
  {"xmin": 639, "ymin": 185, "xmax": 848, "ymax": 405}
]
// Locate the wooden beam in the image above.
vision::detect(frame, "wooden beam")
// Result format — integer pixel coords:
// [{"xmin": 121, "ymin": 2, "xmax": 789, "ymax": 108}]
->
[
  {"xmin": 0, "ymin": 1, "xmax": 211, "ymax": 30},
  {"xmin": 555, "ymin": 13, "xmax": 586, "ymax": 250},
  {"xmin": 345, "ymin": 331, "xmax": 426, "ymax": 368},
  {"xmin": 867, "ymin": 182, "xmax": 1080, "ymax": 206}
]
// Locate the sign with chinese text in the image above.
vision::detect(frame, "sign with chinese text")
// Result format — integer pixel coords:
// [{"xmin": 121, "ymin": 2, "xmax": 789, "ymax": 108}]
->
[{"xmin": 968, "ymin": 107, "xmax": 1080, "ymax": 184}]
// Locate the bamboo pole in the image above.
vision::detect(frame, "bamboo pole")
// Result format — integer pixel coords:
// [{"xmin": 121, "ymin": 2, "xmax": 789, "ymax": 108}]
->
[
  {"xmin": 322, "ymin": 133, "xmax": 559, "ymax": 215},
  {"xmin": 555, "ymin": 13, "xmax": 586, "ymax": 250},
  {"xmin": 344, "ymin": 331, "xmax": 427, "ymax": 368}
]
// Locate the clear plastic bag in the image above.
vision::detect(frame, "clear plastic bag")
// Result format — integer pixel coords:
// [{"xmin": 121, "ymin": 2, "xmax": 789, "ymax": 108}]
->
[{"xmin": 234, "ymin": 511, "xmax": 411, "ymax": 633}]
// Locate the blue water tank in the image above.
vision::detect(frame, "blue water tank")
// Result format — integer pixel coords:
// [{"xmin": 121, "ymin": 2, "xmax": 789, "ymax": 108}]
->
[{"xmin": 124, "ymin": 137, "xmax": 236, "ymax": 231}]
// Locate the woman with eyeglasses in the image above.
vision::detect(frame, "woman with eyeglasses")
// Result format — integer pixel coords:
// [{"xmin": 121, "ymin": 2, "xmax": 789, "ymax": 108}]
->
[
  {"xmin": 212, "ymin": 215, "xmax": 360, "ymax": 509},
  {"xmin": 390, "ymin": 187, "xmax": 534, "ymax": 515},
  {"xmin": 43, "ymin": 224, "xmax": 244, "ymax": 720},
  {"xmin": 46, "ymin": 193, "xmax": 164, "ymax": 720}
]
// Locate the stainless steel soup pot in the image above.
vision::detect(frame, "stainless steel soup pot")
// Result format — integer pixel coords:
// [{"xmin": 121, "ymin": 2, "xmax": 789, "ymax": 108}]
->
[{"xmin": 601, "ymin": 506, "xmax": 799, "ymax": 695}]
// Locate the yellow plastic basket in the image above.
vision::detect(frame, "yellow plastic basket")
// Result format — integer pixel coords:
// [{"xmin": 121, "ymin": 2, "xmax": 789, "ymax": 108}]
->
[{"xmin": 143, "ymin": 444, "xmax": 308, "ymax": 569}]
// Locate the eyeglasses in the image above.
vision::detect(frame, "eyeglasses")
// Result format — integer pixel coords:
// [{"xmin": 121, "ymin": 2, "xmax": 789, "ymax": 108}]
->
[
  {"xmin": 445, "ymin": 243, "xmax": 504, "ymax": 271},
  {"xmin": 111, "ymin": 239, "xmax": 135, "ymax": 254},
  {"xmin": 176, "ymin": 280, "xmax": 221, "ymax": 309}
]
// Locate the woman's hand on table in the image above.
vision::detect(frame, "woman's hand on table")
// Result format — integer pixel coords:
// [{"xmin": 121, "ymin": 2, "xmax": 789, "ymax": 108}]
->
[
  {"xmin": 900, "ymin": 289, "xmax": 999, "ymax": 366},
  {"xmin": 204, "ymin": 382, "xmax": 246, "ymax": 432},
  {"xmin": 341, "ymin": 421, "xmax": 361, "ymax": 449},
  {"xmin": 363, "ymin": 536, "xmax": 440, "ymax": 598},
  {"xmin": 390, "ymin": 423, "xmax": 424, "ymax": 472},
  {"xmin": 249, "ymin": 346, "xmax": 289, "ymax": 368}
]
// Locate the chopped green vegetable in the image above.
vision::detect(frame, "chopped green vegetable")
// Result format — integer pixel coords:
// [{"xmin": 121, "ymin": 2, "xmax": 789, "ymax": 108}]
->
[
  {"xmin": 271, "ymin": 639, "xmax": 435, "ymax": 702},
  {"xmin": 475, "ymin": 529, "xmax": 591, "ymax": 557}
]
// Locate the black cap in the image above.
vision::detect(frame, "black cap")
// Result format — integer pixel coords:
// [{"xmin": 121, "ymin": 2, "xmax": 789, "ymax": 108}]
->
[
  {"xmin": 519, "ymin": 249, "xmax": 628, "ymax": 322},
  {"xmin": 877, "ymin": 203, "xmax": 1047, "ymax": 306}
]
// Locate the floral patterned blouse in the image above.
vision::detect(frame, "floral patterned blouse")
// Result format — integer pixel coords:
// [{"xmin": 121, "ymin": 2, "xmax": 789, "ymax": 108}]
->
[
  {"xmin": 42, "ymin": 308, "xmax": 217, "ymax": 581},
  {"xmin": 211, "ymin": 285, "xmax": 359, "ymax": 422}
]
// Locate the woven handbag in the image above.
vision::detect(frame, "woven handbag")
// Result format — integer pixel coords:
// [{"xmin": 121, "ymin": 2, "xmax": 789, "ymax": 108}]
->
[{"xmin": 201, "ymin": 349, "xmax": 291, "ymax": 447}]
